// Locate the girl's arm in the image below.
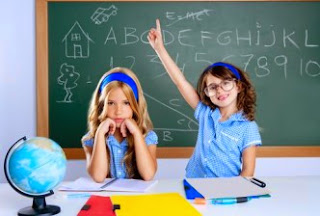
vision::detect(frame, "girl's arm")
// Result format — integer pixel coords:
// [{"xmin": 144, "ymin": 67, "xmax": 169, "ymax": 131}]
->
[
  {"xmin": 83, "ymin": 118, "xmax": 116, "ymax": 183},
  {"xmin": 148, "ymin": 19, "xmax": 200, "ymax": 109},
  {"xmin": 121, "ymin": 119, "xmax": 157, "ymax": 180},
  {"xmin": 240, "ymin": 146, "xmax": 257, "ymax": 177}
]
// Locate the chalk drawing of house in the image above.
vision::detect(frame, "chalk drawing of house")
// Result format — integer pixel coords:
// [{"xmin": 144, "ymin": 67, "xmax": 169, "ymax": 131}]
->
[{"xmin": 62, "ymin": 21, "xmax": 94, "ymax": 58}]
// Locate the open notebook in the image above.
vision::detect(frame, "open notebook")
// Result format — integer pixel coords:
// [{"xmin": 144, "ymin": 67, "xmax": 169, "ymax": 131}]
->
[{"xmin": 59, "ymin": 177, "xmax": 157, "ymax": 192}]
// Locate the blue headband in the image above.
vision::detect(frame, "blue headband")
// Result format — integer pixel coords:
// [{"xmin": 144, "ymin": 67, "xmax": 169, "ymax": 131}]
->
[
  {"xmin": 99, "ymin": 72, "xmax": 139, "ymax": 101},
  {"xmin": 209, "ymin": 62, "xmax": 241, "ymax": 80}
]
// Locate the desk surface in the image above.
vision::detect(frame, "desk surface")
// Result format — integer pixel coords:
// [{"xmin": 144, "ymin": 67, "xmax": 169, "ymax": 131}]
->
[{"xmin": 1, "ymin": 176, "xmax": 320, "ymax": 216}]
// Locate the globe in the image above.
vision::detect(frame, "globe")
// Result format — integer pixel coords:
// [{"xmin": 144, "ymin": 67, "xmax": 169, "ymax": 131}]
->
[{"xmin": 4, "ymin": 136, "xmax": 67, "ymax": 216}]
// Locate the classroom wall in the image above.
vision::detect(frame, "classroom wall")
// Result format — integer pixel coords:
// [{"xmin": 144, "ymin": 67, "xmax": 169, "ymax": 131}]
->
[
  {"xmin": 0, "ymin": 0, "xmax": 36, "ymax": 182},
  {"xmin": 1, "ymin": 0, "xmax": 320, "ymax": 183}
]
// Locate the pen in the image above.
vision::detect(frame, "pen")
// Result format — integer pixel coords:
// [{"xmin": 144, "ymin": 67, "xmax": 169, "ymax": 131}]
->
[
  {"xmin": 250, "ymin": 177, "xmax": 266, "ymax": 188},
  {"xmin": 212, "ymin": 197, "xmax": 251, "ymax": 205},
  {"xmin": 100, "ymin": 178, "xmax": 117, "ymax": 189},
  {"xmin": 64, "ymin": 193, "xmax": 91, "ymax": 199},
  {"xmin": 249, "ymin": 194, "xmax": 271, "ymax": 199}
]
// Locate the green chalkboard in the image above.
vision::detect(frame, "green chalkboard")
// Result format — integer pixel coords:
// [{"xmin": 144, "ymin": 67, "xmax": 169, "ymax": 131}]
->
[{"xmin": 47, "ymin": 1, "xmax": 320, "ymax": 150}]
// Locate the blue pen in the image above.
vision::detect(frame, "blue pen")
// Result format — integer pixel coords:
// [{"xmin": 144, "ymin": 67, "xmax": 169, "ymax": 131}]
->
[
  {"xmin": 64, "ymin": 193, "xmax": 91, "ymax": 199},
  {"xmin": 249, "ymin": 194, "xmax": 271, "ymax": 199},
  {"xmin": 212, "ymin": 197, "xmax": 251, "ymax": 205}
]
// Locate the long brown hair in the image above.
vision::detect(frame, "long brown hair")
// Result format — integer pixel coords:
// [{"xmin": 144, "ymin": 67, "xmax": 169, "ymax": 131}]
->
[
  {"xmin": 197, "ymin": 62, "xmax": 257, "ymax": 121},
  {"xmin": 82, "ymin": 67, "xmax": 153, "ymax": 178}
]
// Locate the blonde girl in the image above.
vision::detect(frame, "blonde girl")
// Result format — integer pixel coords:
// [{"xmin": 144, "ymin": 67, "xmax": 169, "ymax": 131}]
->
[{"xmin": 82, "ymin": 67, "xmax": 158, "ymax": 182}]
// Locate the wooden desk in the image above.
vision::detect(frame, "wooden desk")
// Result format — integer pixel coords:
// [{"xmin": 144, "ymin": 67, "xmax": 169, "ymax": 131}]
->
[{"xmin": 1, "ymin": 176, "xmax": 319, "ymax": 216}]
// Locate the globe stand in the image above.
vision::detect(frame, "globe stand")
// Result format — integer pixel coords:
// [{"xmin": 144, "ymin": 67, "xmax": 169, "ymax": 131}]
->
[
  {"xmin": 18, "ymin": 196, "xmax": 60, "ymax": 216},
  {"xmin": 4, "ymin": 137, "xmax": 65, "ymax": 216}
]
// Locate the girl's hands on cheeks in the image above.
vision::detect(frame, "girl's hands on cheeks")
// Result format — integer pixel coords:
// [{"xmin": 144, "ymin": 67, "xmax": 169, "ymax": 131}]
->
[
  {"xmin": 96, "ymin": 118, "xmax": 116, "ymax": 136},
  {"xmin": 120, "ymin": 119, "xmax": 140, "ymax": 137}
]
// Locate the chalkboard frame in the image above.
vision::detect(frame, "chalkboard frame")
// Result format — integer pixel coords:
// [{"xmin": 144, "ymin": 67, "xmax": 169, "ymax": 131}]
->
[{"xmin": 36, "ymin": 0, "xmax": 320, "ymax": 159}]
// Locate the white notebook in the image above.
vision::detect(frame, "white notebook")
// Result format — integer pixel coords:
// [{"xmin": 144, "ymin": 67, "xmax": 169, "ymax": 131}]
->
[
  {"xmin": 186, "ymin": 176, "xmax": 270, "ymax": 199},
  {"xmin": 59, "ymin": 177, "xmax": 157, "ymax": 192}
]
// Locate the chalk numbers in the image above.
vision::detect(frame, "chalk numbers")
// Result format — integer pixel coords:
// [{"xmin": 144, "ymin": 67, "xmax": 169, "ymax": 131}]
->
[
  {"xmin": 274, "ymin": 55, "xmax": 288, "ymax": 79},
  {"xmin": 109, "ymin": 56, "xmax": 136, "ymax": 69},
  {"xmin": 239, "ymin": 54, "xmax": 318, "ymax": 79}
]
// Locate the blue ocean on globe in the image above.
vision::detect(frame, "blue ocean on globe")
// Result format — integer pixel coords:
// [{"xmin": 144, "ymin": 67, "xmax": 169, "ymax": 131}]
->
[{"xmin": 7, "ymin": 137, "xmax": 66, "ymax": 196}]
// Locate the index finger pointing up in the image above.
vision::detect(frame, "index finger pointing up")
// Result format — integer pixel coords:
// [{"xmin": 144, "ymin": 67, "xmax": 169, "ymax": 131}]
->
[{"xmin": 156, "ymin": 19, "xmax": 161, "ymax": 32}]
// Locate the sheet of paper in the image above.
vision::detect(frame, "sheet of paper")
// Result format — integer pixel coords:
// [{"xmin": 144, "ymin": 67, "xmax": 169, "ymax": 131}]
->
[
  {"xmin": 186, "ymin": 176, "xmax": 270, "ymax": 199},
  {"xmin": 59, "ymin": 177, "xmax": 114, "ymax": 191},
  {"xmin": 106, "ymin": 178, "xmax": 158, "ymax": 192},
  {"xmin": 59, "ymin": 177, "xmax": 157, "ymax": 192}
]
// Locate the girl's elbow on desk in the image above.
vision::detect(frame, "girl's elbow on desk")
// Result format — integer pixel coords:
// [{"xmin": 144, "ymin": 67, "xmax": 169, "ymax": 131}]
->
[
  {"xmin": 240, "ymin": 169, "xmax": 254, "ymax": 177},
  {"xmin": 141, "ymin": 172, "xmax": 156, "ymax": 181},
  {"xmin": 140, "ymin": 166, "xmax": 157, "ymax": 181},
  {"xmin": 87, "ymin": 168, "xmax": 108, "ymax": 183},
  {"xmin": 90, "ymin": 174, "xmax": 107, "ymax": 183}
]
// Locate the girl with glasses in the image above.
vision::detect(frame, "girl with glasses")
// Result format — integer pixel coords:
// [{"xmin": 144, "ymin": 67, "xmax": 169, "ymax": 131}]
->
[
  {"xmin": 82, "ymin": 67, "xmax": 158, "ymax": 182},
  {"xmin": 148, "ymin": 20, "xmax": 261, "ymax": 178}
]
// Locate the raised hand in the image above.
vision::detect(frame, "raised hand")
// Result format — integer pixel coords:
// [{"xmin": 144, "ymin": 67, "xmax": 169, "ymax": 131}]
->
[
  {"xmin": 120, "ymin": 118, "xmax": 140, "ymax": 137},
  {"xmin": 96, "ymin": 118, "xmax": 116, "ymax": 136},
  {"xmin": 147, "ymin": 20, "xmax": 200, "ymax": 109},
  {"xmin": 147, "ymin": 19, "xmax": 164, "ymax": 51}
]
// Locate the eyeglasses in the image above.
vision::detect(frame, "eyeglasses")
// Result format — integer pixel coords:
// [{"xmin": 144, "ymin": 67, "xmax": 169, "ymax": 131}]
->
[{"xmin": 204, "ymin": 79, "xmax": 236, "ymax": 97}]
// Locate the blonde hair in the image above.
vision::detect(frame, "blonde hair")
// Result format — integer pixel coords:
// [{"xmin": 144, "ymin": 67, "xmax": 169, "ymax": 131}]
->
[{"xmin": 82, "ymin": 67, "xmax": 153, "ymax": 178}]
